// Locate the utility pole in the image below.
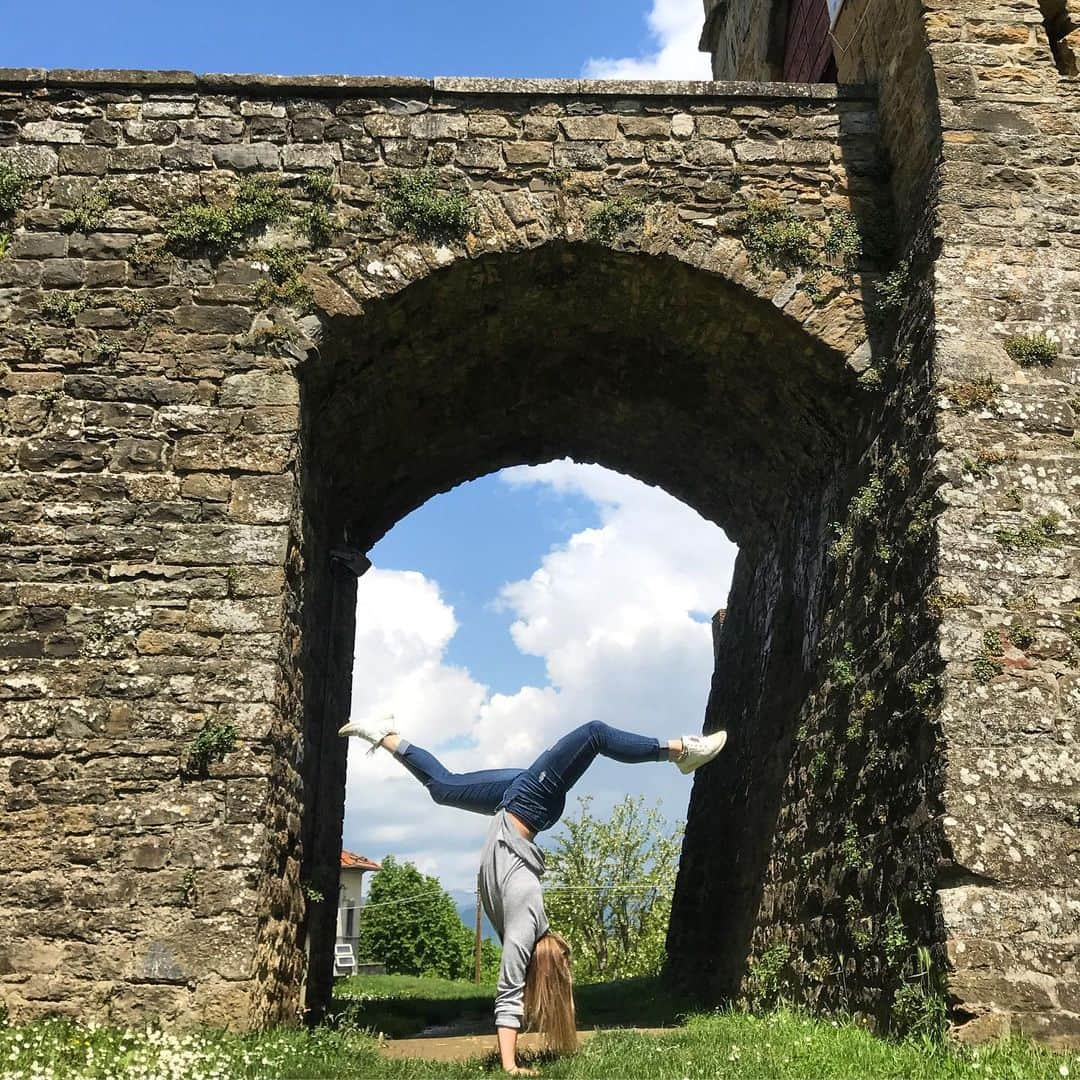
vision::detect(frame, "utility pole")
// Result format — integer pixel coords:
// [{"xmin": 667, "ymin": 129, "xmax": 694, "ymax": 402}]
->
[{"xmin": 474, "ymin": 890, "xmax": 483, "ymax": 984}]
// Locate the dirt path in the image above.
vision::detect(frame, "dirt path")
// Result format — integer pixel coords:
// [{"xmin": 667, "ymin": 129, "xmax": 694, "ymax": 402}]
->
[{"xmin": 378, "ymin": 1026, "xmax": 672, "ymax": 1063}]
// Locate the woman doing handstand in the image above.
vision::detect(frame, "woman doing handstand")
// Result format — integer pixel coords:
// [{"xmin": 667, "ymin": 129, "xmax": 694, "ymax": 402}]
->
[{"xmin": 338, "ymin": 716, "xmax": 727, "ymax": 1076}]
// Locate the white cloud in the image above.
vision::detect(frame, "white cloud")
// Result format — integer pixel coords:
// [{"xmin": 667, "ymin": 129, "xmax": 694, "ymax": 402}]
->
[
  {"xmin": 583, "ymin": 0, "xmax": 713, "ymax": 80},
  {"xmin": 343, "ymin": 462, "xmax": 737, "ymax": 891}
]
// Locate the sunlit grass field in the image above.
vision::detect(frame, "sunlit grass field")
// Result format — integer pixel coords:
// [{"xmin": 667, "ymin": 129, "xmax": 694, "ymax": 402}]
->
[{"xmin": 2, "ymin": 975, "xmax": 1076, "ymax": 1079}]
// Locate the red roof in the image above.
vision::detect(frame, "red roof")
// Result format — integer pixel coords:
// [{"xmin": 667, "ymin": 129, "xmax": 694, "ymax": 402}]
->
[{"xmin": 341, "ymin": 850, "xmax": 381, "ymax": 872}]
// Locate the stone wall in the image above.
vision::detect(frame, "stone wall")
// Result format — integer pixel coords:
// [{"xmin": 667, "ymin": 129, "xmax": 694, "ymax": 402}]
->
[
  {"xmin": 700, "ymin": 0, "xmax": 1080, "ymax": 1047},
  {"xmin": 0, "ymin": 70, "xmax": 883, "ymax": 1029}
]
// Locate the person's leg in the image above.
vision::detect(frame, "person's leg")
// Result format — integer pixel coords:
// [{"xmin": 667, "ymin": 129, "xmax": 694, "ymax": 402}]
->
[
  {"xmin": 390, "ymin": 736, "xmax": 523, "ymax": 816},
  {"xmin": 537, "ymin": 720, "xmax": 669, "ymax": 792},
  {"xmin": 502, "ymin": 721, "xmax": 674, "ymax": 833}
]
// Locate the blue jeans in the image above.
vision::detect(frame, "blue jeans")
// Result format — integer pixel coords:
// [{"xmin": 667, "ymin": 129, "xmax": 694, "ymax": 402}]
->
[{"xmin": 394, "ymin": 721, "xmax": 666, "ymax": 833}]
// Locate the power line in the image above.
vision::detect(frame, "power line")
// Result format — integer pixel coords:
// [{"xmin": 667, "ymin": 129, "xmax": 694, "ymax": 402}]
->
[{"xmin": 357, "ymin": 883, "xmax": 673, "ymax": 912}]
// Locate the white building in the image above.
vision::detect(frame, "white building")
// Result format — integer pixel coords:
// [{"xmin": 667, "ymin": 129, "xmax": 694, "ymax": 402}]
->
[{"xmin": 336, "ymin": 850, "xmax": 381, "ymax": 962}]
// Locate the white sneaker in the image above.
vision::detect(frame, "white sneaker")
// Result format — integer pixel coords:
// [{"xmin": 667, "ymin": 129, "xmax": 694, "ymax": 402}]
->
[
  {"xmin": 337, "ymin": 714, "xmax": 396, "ymax": 755},
  {"xmin": 675, "ymin": 730, "xmax": 727, "ymax": 774}
]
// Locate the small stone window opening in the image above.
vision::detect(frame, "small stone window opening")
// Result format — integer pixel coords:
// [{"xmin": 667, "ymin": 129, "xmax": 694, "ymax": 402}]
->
[{"xmin": 1039, "ymin": 0, "xmax": 1080, "ymax": 75}]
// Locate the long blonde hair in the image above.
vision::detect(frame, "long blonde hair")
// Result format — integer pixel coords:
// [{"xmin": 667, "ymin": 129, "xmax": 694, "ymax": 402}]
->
[{"xmin": 523, "ymin": 931, "xmax": 577, "ymax": 1053}]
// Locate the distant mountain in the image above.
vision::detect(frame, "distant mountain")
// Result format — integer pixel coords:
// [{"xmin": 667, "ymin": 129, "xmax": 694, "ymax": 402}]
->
[{"xmin": 449, "ymin": 889, "xmax": 497, "ymax": 941}]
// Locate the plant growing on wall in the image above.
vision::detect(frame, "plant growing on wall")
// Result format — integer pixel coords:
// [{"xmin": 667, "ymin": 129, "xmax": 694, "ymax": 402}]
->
[
  {"xmin": 166, "ymin": 177, "xmax": 290, "ymax": 257},
  {"xmin": 0, "ymin": 162, "xmax": 28, "ymax": 219},
  {"xmin": 383, "ymin": 168, "xmax": 475, "ymax": 241},
  {"xmin": 185, "ymin": 719, "xmax": 238, "ymax": 776},
  {"xmin": 584, "ymin": 194, "xmax": 647, "ymax": 243},
  {"xmin": 1004, "ymin": 333, "xmax": 1060, "ymax": 368}
]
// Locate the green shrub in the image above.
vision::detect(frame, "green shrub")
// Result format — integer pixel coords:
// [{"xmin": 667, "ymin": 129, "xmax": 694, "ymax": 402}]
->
[
  {"xmin": 1009, "ymin": 622, "xmax": 1035, "ymax": 650},
  {"xmin": 166, "ymin": 176, "xmax": 290, "ymax": 257},
  {"xmin": 0, "ymin": 162, "xmax": 28, "ymax": 219},
  {"xmin": 995, "ymin": 513, "xmax": 1061, "ymax": 553},
  {"xmin": 973, "ymin": 654, "xmax": 1003, "ymax": 684},
  {"xmin": 384, "ymin": 168, "xmax": 475, "ymax": 241},
  {"xmin": 585, "ymin": 194, "xmax": 647, "ymax": 243},
  {"xmin": 745, "ymin": 941, "xmax": 791, "ymax": 1009},
  {"xmin": 306, "ymin": 203, "xmax": 336, "ymax": 248},
  {"xmin": 1004, "ymin": 333, "xmax": 1060, "ymax": 368},
  {"xmin": 848, "ymin": 476, "xmax": 884, "ymax": 524},
  {"xmin": 303, "ymin": 169, "xmax": 335, "ymax": 203},
  {"xmin": 0, "ymin": 231, "xmax": 10, "ymax": 260},
  {"xmin": 829, "ymin": 643, "xmax": 857, "ymax": 688},
  {"xmin": 821, "ymin": 209, "xmax": 863, "ymax": 269},
  {"xmin": 828, "ymin": 520, "xmax": 854, "ymax": 561}
]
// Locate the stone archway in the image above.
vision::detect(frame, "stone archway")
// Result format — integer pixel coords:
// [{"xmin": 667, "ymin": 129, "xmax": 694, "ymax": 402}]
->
[
  {"xmin": 291, "ymin": 238, "xmax": 873, "ymax": 1014},
  {"xmin": 0, "ymin": 70, "xmax": 962, "ymax": 1035}
]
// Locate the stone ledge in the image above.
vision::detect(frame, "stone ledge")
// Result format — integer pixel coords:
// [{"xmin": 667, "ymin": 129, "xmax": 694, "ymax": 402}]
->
[
  {"xmin": 0, "ymin": 68, "xmax": 47, "ymax": 88},
  {"xmin": 198, "ymin": 73, "xmax": 431, "ymax": 95},
  {"xmin": 434, "ymin": 76, "xmax": 873, "ymax": 100},
  {"xmin": 0, "ymin": 68, "xmax": 875, "ymax": 102}
]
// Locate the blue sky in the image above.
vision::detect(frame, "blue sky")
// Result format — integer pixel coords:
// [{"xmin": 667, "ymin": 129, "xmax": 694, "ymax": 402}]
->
[
  {"xmin": 3, "ymin": 0, "xmax": 706, "ymax": 80},
  {"xmin": 369, "ymin": 473, "xmax": 601, "ymax": 694}
]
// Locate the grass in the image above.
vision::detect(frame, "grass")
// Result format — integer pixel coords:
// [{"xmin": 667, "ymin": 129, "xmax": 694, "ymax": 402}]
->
[
  {"xmin": 331, "ymin": 973, "xmax": 692, "ymax": 1038},
  {"xmin": 3, "ymin": 976, "xmax": 1077, "ymax": 1078}
]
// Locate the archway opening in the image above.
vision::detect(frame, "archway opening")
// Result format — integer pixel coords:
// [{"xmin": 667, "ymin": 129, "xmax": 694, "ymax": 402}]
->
[
  {"xmin": 336, "ymin": 460, "xmax": 736, "ymax": 1006},
  {"xmin": 292, "ymin": 240, "xmax": 867, "ymax": 1015}
]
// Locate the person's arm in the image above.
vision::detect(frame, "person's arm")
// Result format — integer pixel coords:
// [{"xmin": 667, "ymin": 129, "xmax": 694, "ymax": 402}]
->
[
  {"xmin": 493, "ymin": 906, "xmax": 538, "ymax": 1072},
  {"xmin": 497, "ymin": 1026, "xmax": 536, "ymax": 1075}
]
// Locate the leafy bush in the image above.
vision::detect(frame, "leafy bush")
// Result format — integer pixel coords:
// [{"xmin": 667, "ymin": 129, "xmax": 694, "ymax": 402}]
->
[
  {"xmin": 821, "ymin": 209, "xmax": 863, "ymax": 269},
  {"xmin": 40, "ymin": 291, "xmax": 88, "ymax": 326},
  {"xmin": 745, "ymin": 941, "xmax": 791, "ymax": 1009},
  {"xmin": 384, "ymin": 168, "xmax": 475, "ymax": 241},
  {"xmin": 741, "ymin": 200, "xmax": 817, "ymax": 271},
  {"xmin": 875, "ymin": 258, "xmax": 911, "ymax": 310},
  {"xmin": 995, "ymin": 512, "xmax": 1061, "ymax": 553},
  {"xmin": 61, "ymin": 188, "xmax": 112, "ymax": 233},
  {"xmin": 543, "ymin": 794, "xmax": 683, "ymax": 984},
  {"xmin": 185, "ymin": 718, "xmax": 238, "ymax": 776},
  {"xmin": 255, "ymin": 247, "xmax": 314, "ymax": 310}
]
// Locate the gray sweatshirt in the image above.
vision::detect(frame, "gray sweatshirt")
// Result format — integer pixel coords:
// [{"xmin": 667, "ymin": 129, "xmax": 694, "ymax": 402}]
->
[{"xmin": 478, "ymin": 808, "xmax": 549, "ymax": 1030}]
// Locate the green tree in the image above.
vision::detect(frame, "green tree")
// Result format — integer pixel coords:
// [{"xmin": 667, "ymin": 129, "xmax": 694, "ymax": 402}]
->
[
  {"xmin": 359, "ymin": 856, "xmax": 473, "ymax": 979},
  {"xmin": 542, "ymin": 795, "xmax": 683, "ymax": 984}
]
